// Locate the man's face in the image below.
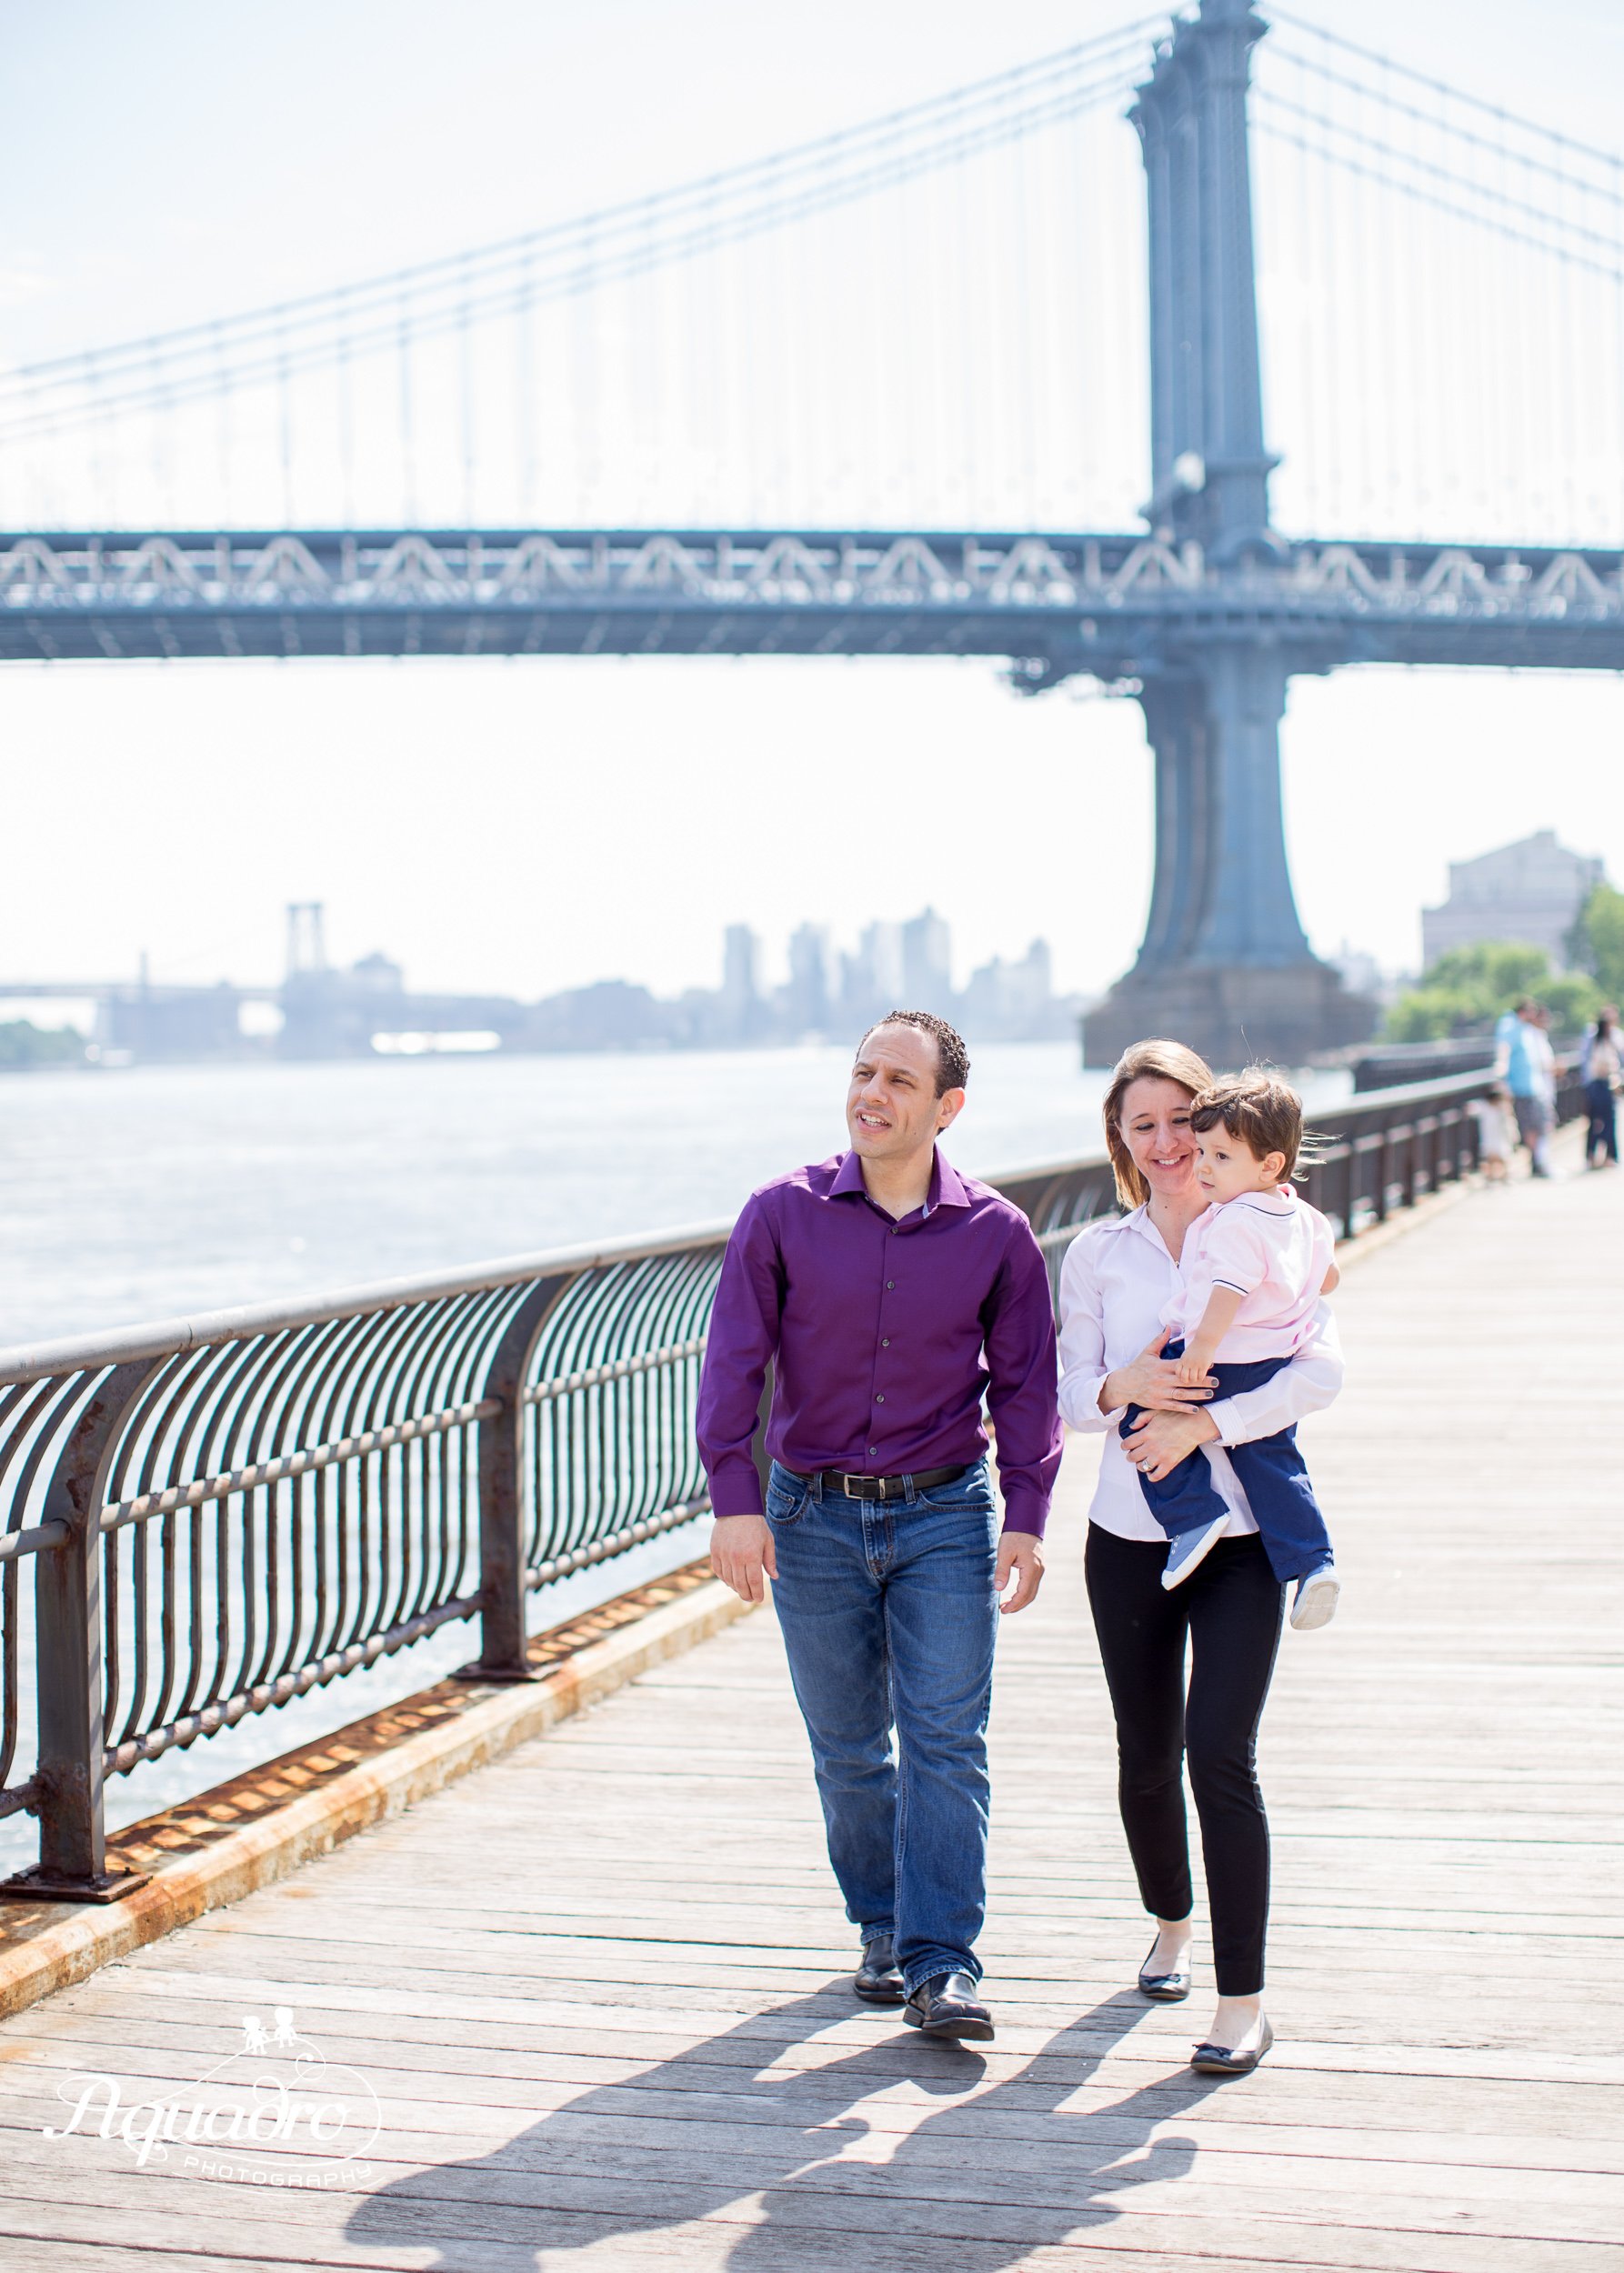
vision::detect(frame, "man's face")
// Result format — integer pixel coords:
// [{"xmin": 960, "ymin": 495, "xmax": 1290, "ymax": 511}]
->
[{"xmin": 846, "ymin": 1024, "xmax": 962, "ymax": 1162}]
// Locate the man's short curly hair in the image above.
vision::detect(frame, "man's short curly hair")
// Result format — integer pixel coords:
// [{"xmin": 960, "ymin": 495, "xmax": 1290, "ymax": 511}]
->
[{"xmin": 858, "ymin": 1010, "xmax": 970, "ymax": 1096}]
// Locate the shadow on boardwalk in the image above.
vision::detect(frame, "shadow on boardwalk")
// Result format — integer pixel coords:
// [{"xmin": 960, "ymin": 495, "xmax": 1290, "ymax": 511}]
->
[{"xmin": 346, "ymin": 1986, "xmax": 1218, "ymax": 2268}]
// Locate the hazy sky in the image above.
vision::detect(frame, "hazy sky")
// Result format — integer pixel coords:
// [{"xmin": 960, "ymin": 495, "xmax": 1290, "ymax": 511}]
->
[{"xmin": 5, "ymin": 0, "xmax": 1623, "ymax": 1006}]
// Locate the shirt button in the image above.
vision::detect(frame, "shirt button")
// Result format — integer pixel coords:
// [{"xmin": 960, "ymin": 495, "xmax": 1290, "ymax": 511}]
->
[
  {"xmin": 875, "ymin": 1393, "xmax": 885, "ymax": 1404},
  {"xmin": 868, "ymin": 1446, "xmax": 877, "ymax": 1456},
  {"xmin": 881, "ymin": 1337, "xmax": 890, "ymax": 1347},
  {"xmin": 886, "ymin": 1279, "xmax": 895, "ymax": 1290}
]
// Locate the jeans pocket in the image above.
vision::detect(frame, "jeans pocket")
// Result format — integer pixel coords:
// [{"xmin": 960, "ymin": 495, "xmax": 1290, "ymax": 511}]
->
[
  {"xmin": 917, "ymin": 1466, "xmax": 995, "ymax": 1517},
  {"xmin": 765, "ymin": 1465, "xmax": 811, "ymax": 1525}
]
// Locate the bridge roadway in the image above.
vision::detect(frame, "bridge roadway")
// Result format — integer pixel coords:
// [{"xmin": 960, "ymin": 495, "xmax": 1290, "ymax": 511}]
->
[
  {"xmin": 6, "ymin": 528, "xmax": 1624, "ymax": 675},
  {"xmin": 0, "ymin": 1140, "xmax": 1618, "ymax": 2269}
]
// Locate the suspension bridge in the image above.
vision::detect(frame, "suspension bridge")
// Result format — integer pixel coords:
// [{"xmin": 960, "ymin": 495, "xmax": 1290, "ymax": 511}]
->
[{"xmin": 5, "ymin": 0, "xmax": 1623, "ymax": 1064}]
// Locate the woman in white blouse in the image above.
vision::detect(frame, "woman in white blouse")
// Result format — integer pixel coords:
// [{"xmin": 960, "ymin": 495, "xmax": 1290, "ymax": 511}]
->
[{"xmin": 1058, "ymin": 1037, "xmax": 1344, "ymax": 2077}]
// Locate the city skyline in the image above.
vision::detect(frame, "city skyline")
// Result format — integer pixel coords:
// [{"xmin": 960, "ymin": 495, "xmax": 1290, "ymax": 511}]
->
[{"xmin": 3, "ymin": 904, "xmax": 1081, "ymax": 1065}]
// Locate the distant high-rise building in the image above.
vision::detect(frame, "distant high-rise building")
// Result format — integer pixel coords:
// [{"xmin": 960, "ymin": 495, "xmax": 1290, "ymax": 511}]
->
[
  {"xmin": 900, "ymin": 907, "xmax": 952, "ymax": 1007},
  {"xmin": 722, "ymin": 924, "xmax": 760, "ymax": 1003},
  {"xmin": 961, "ymin": 938, "xmax": 1056, "ymax": 1039},
  {"xmin": 1421, "ymin": 831, "xmax": 1606, "ymax": 968},
  {"xmin": 785, "ymin": 923, "xmax": 836, "ymax": 1036},
  {"xmin": 1014, "ymin": 937, "xmax": 1051, "ymax": 1013},
  {"xmin": 838, "ymin": 920, "xmax": 905, "ymax": 1026},
  {"xmin": 720, "ymin": 924, "xmax": 763, "ymax": 1040}
]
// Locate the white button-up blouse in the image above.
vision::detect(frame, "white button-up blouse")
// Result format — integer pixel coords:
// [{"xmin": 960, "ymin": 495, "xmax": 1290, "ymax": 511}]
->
[{"xmin": 1057, "ymin": 1205, "xmax": 1345, "ymax": 1544}]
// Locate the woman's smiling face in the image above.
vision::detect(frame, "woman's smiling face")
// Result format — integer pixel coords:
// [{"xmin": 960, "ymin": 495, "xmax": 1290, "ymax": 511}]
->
[{"xmin": 1118, "ymin": 1076, "xmax": 1198, "ymax": 1200}]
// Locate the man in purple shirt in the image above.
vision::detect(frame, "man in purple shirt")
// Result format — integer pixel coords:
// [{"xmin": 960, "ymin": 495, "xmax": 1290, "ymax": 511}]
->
[{"xmin": 698, "ymin": 1009, "xmax": 1061, "ymax": 2040}]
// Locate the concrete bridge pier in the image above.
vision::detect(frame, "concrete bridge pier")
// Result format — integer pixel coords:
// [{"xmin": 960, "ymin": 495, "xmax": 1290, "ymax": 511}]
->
[{"xmin": 1082, "ymin": 647, "xmax": 1377, "ymax": 1069}]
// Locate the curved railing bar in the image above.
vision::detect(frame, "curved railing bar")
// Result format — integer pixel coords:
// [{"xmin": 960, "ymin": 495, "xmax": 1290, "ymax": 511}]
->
[
  {"xmin": 96, "ymin": 1397, "xmax": 500, "ymax": 1527},
  {"xmin": 0, "ymin": 1218, "xmax": 734, "ymax": 1388}
]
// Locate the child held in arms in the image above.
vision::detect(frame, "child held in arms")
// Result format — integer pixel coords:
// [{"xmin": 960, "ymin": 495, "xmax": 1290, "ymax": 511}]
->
[{"xmin": 1121, "ymin": 1068, "xmax": 1342, "ymax": 1632}]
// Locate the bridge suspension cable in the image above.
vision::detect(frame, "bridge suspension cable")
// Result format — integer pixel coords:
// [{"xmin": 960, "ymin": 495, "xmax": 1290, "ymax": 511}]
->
[
  {"xmin": 0, "ymin": 19, "xmax": 1155, "ymax": 446},
  {"xmin": 7, "ymin": 8, "xmax": 1620, "ymax": 550},
  {"xmin": 1251, "ymin": 12, "xmax": 1624, "ymax": 546}
]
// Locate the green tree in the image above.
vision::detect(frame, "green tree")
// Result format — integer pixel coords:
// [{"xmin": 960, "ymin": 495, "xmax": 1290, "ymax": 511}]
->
[
  {"xmin": 0, "ymin": 1020, "xmax": 87, "ymax": 1070},
  {"xmin": 1423, "ymin": 942, "xmax": 1551, "ymax": 1006},
  {"xmin": 1569, "ymin": 883, "xmax": 1624, "ymax": 1005},
  {"xmin": 1544, "ymin": 971, "xmax": 1603, "ymax": 1032},
  {"xmin": 1383, "ymin": 939, "xmax": 1598, "ymax": 1042},
  {"xmin": 1384, "ymin": 986, "xmax": 1484, "ymax": 1043}
]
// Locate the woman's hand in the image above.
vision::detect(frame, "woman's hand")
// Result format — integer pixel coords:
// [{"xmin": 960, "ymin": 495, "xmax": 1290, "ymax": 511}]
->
[
  {"xmin": 1099, "ymin": 1328, "xmax": 1216, "ymax": 1417},
  {"xmin": 1122, "ymin": 1404, "xmax": 1221, "ymax": 1482}
]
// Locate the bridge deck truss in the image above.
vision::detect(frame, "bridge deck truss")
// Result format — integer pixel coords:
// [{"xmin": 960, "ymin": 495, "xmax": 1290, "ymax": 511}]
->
[{"xmin": 5, "ymin": 528, "xmax": 1624, "ymax": 675}]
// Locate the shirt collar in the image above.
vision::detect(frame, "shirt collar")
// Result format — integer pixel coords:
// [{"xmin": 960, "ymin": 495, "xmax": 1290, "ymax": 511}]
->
[
  {"xmin": 1116, "ymin": 1198, "xmax": 1208, "ymax": 1265},
  {"xmin": 829, "ymin": 1146, "xmax": 970, "ymax": 1217}
]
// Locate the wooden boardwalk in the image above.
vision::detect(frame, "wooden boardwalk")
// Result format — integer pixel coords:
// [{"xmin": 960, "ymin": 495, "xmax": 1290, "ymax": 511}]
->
[{"xmin": 2, "ymin": 1148, "xmax": 1620, "ymax": 2270}]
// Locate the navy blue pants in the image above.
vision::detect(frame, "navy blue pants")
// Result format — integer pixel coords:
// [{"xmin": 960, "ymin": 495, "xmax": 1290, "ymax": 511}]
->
[
  {"xmin": 1585, "ymin": 1077, "xmax": 1618, "ymax": 1165},
  {"xmin": 1123, "ymin": 1345, "xmax": 1332, "ymax": 1586}
]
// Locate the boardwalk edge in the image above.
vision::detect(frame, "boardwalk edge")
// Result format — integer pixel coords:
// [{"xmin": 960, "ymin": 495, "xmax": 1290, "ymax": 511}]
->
[{"xmin": 0, "ymin": 1570, "xmax": 756, "ymax": 2021}]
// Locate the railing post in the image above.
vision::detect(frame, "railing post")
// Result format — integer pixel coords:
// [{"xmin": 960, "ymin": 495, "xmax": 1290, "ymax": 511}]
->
[
  {"xmin": 6, "ymin": 1361, "xmax": 157, "ymax": 1902},
  {"xmin": 463, "ymin": 1275, "xmax": 574, "ymax": 1682},
  {"xmin": 1339, "ymin": 1143, "xmax": 1356, "ymax": 1239},
  {"xmin": 1382, "ymin": 1114, "xmax": 1409, "ymax": 1209}
]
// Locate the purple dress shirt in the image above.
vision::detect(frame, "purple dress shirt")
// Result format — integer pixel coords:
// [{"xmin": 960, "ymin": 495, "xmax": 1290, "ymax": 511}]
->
[{"xmin": 697, "ymin": 1147, "xmax": 1063, "ymax": 1537}]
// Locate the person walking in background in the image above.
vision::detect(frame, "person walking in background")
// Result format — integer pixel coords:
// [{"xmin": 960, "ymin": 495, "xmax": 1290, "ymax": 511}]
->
[
  {"xmin": 1469, "ymin": 1084, "xmax": 1515, "ymax": 1182},
  {"xmin": 1058, "ymin": 1040, "xmax": 1345, "ymax": 2079},
  {"xmin": 1500, "ymin": 998, "xmax": 1557, "ymax": 1177},
  {"xmin": 697, "ymin": 1010, "xmax": 1061, "ymax": 2044},
  {"xmin": 1581, "ymin": 1006, "xmax": 1620, "ymax": 1169}
]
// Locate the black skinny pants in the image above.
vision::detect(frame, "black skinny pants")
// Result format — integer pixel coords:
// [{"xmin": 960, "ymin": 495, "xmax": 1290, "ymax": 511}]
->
[{"xmin": 1085, "ymin": 1523, "xmax": 1284, "ymax": 1995}]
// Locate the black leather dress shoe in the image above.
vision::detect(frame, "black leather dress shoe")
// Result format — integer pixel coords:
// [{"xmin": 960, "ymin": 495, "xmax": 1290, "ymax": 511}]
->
[
  {"xmin": 903, "ymin": 1971, "xmax": 995, "ymax": 2041},
  {"xmin": 853, "ymin": 1935, "xmax": 906, "ymax": 2005},
  {"xmin": 1190, "ymin": 2016, "xmax": 1273, "ymax": 2075},
  {"xmin": 1138, "ymin": 1935, "xmax": 1192, "ymax": 2002}
]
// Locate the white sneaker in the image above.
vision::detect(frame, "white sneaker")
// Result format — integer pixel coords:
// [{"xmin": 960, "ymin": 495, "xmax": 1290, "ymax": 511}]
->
[
  {"xmin": 1160, "ymin": 1516, "xmax": 1230, "ymax": 1591},
  {"xmin": 1290, "ymin": 1564, "xmax": 1340, "ymax": 1631}
]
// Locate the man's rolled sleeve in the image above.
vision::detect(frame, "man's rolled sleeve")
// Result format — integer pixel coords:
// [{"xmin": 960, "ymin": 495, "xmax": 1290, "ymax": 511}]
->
[
  {"xmin": 696, "ymin": 1198, "xmax": 783, "ymax": 1517},
  {"xmin": 982, "ymin": 1222, "xmax": 1063, "ymax": 1537}
]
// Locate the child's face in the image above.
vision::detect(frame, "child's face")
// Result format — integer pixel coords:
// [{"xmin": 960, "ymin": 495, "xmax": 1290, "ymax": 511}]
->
[{"xmin": 1195, "ymin": 1122, "xmax": 1287, "ymax": 1204}]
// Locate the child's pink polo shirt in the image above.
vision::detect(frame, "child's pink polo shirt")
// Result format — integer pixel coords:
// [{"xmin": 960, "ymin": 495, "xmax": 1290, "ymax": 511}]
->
[{"xmin": 1161, "ymin": 1187, "xmax": 1336, "ymax": 1362}]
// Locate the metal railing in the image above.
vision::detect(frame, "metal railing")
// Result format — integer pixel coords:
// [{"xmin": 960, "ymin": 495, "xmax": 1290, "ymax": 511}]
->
[{"xmin": 0, "ymin": 1066, "xmax": 1572, "ymax": 1897}]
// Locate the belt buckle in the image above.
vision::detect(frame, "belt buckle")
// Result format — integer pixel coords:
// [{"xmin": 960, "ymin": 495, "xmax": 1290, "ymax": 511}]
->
[{"xmin": 844, "ymin": 1473, "xmax": 883, "ymax": 1501}]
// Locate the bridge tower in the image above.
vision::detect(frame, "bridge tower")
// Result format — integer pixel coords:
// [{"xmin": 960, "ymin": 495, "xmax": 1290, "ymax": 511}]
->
[
  {"xmin": 1082, "ymin": 0, "xmax": 1376, "ymax": 1070},
  {"xmin": 285, "ymin": 900, "xmax": 328, "ymax": 977}
]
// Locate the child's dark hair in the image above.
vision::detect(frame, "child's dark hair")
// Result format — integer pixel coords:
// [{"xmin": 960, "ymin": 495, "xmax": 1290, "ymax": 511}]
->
[{"xmin": 1189, "ymin": 1068, "xmax": 1306, "ymax": 1181}]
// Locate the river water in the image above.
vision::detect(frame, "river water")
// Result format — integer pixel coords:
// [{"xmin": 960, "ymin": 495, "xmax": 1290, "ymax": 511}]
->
[{"xmin": 0, "ymin": 1044, "xmax": 1348, "ymax": 1861}]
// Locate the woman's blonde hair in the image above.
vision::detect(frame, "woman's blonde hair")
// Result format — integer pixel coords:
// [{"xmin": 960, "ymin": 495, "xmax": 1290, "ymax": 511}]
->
[{"xmin": 1102, "ymin": 1037, "xmax": 1216, "ymax": 1208}]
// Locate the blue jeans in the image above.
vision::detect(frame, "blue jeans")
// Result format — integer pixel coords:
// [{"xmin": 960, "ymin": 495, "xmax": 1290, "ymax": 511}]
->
[
  {"xmin": 1123, "ymin": 1345, "xmax": 1332, "ymax": 1587},
  {"xmin": 763, "ymin": 1457, "xmax": 999, "ymax": 1996}
]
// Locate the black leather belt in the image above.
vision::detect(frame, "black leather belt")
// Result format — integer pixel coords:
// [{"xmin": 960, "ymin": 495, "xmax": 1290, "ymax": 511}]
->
[{"xmin": 807, "ymin": 1465, "xmax": 969, "ymax": 1503}]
